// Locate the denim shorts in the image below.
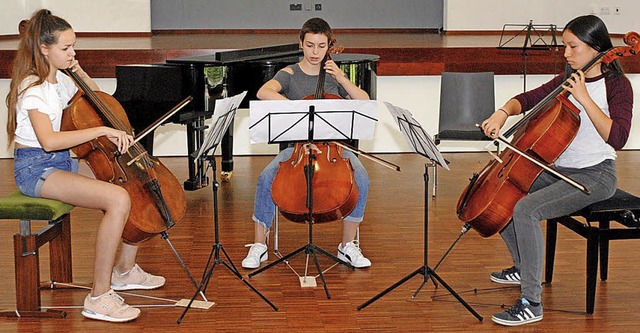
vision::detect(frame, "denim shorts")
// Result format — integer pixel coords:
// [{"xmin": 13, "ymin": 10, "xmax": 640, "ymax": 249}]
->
[{"xmin": 14, "ymin": 148, "xmax": 79, "ymax": 198}]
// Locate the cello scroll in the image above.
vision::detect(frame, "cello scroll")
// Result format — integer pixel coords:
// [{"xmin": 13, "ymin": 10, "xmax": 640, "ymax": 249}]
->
[{"xmin": 601, "ymin": 31, "xmax": 640, "ymax": 64}]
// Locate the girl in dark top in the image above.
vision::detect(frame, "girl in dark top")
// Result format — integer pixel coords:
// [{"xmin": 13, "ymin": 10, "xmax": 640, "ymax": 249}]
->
[{"xmin": 481, "ymin": 15, "xmax": 633, "ymax": 326}]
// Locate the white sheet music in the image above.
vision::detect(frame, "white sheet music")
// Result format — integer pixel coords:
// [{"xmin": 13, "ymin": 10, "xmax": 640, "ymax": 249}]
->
[
  {"xmin": 249, "ymin": 99, "xmax": 381, "ymax": 144},
  {"xmin": 195, "ymin": 91, "xmax": 247, "ymax": 159},
  {"xmin": 384, "ymin": 101, "xmax": 449, "ymax": 170}
]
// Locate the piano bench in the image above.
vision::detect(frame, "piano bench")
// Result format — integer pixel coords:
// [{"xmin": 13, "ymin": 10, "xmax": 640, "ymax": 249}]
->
[
  {"xmin": 544, "ymin": 188, "xmax": 640, "ymax": 314},
  {"xmin": 0, "ymin": 191, "xmax": 75, "ymax": 318}
]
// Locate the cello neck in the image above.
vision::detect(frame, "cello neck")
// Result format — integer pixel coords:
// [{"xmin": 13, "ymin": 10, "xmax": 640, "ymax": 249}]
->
[
  {"xmin": 504, "ymin": 30, "xmax": 640, "ymax": 138},
  {"xmin": 313, "ymin": 53, "xmax": 329, "ymax": 99},
  {"xmin": 63, "ymin": 69, "xmax": 129, "ymax": 133},
  {"xmin": 313, "ymin": 37, "xmax": 338, "ymax": 99},
  {"xmin": 503, "ymin": 50, "xmax": 608, "ymax": 138}
]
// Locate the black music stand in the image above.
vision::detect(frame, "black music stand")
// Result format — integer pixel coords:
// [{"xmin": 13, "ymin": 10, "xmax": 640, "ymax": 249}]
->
[
  {"xmin": 177, "ymin": 92, "xmax": 277, "ymax": 324},
  {"xmin": 498, "ymin": 20, "xmax": 560, "ymax": 92},
  {"xmin": 357, "ymin": 102, "xmax": 483, "ymax": 321},
  {"xmin": 247, "ymin": 99, "xmax": 378, "ymax": 299}
]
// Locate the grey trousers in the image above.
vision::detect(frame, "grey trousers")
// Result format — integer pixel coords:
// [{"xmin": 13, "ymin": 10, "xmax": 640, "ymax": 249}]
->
[{"xmin": 500, "ymin": 159, "xmax": 617, "ymax": 303}]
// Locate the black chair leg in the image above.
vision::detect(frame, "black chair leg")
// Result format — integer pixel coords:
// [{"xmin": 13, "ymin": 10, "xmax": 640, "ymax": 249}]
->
[
  {"xmin": 586, "ymin": 226, "xmax": 599, "ymax": 314},
  {"xmin": 599, "ymin": 220, "xmax": 611, "ymax": 282},
  {"xmin": 545, "ymin": 219, "xmax": 558, "ymax": 284}
]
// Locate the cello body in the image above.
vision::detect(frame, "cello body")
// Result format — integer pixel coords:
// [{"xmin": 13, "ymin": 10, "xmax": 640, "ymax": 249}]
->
[
  {"xmin": 61, "ymin": 84, "xmax": 186, "ymax": 244},
  {"xmin": 456, "ymin": 94, "xmax": 580, "ymax": 237},
  {"xmin": 270, "ymin": 37, "xmax": 358, "ymax": 223},
  {"xmin": 272, "ymin": 142, "xmax": 358, "ymax": 223},
  {"xmin": 457, "ymin": 31, "xmax": 640, "ymax": 238}
]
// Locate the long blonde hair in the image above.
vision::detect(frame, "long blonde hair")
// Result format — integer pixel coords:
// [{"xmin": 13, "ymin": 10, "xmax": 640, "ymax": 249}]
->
[{"xmin": 5, "ymin": 9, "xmax": 72, "ymax": 145}]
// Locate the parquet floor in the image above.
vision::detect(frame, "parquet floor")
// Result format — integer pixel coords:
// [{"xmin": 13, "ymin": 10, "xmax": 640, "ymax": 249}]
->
[{"xmin": 2, "ymin": 151, "xmax": 640, "ymax": 332}]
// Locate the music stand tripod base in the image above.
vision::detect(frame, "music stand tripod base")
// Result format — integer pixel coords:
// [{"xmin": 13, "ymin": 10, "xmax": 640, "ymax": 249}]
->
[
  {"xmin": 356, "ymin": 165, "xmax": 482, "ymax": 321},
  {"xmin": 178, "ymin": 92, "xmax": 277, "ymax": 324},
  {"xmin": 175, "ymin": 299, "xmax": 215, "ymax": 309},
  {"xmin": 300, "ymin": 276, "xmax": 318, "ymax": 288},
  {"xmin": 359, "ymin": 104, "xmax": 482, "ymax": 321}
]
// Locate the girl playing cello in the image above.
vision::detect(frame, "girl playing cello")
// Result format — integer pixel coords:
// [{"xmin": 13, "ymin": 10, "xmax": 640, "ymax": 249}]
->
[
  {"xmin": 481, "ymin": 15, "xmax": 633, "ymax": 326},
  {"xmin": 242, "ymin": 17, "xmax": 372, "ymax": 269},
  {"xmin": 6, "ymin": 9, "xmax": 164, "ymax": 322}
]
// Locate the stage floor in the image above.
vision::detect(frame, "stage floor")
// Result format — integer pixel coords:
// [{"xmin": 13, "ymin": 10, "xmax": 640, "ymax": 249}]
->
[{"xmin": 2, "ymin": 151, "xmax": 640, "ymax": 331}]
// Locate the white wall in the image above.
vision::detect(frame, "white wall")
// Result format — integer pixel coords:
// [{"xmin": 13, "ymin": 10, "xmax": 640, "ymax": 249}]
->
[
  {"xmin": 0, "ymin": 0, "xmax": 150, "ymax": 35},
  {"xmin": 2, "ymin": 1, "xmax": 640, "ymax": 158},
  {"xmin": 444, "ymin": 0, "xmax": 640, "ymax": 34}
]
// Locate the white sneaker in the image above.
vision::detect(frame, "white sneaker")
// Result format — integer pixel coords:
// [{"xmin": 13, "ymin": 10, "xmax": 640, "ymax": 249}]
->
[
  {"xmin": 242, "ymin": 243, "xmax": 268, "ymax": 269},
  {"xmin": 338, "ymin": 240, "xmax": 371, "ymax": 268}
]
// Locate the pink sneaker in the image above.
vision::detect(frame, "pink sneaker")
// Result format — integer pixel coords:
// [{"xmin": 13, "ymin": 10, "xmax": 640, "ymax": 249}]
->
[
  {"xmin": 111, "ymin": 264, "xmax": 165, "ymax": 291},
  {"xmin": 82, "ymin": 289, "xmax": 140, "ymax": 322}
]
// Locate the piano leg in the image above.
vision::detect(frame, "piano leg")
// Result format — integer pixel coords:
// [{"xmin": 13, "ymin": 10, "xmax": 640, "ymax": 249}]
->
[
  {"xmin": 184, "ymin": 116, "xmax": 209, "ymax": 191},
  {"xmin": 220, "ymin": 120, "xmax": 234, "ymax": 181}
]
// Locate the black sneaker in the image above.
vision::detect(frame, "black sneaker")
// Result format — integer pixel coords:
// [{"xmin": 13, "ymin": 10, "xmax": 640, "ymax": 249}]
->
[
  {"xmin": 490, "ymin": 266, "xmax": 521, "ymax": 284},
  {"xmin": 492, "ymin": 298, "xmax": 543, "ymax": 326}
]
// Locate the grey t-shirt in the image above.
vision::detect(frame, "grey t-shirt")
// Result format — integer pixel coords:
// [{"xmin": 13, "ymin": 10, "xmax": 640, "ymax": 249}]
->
[{"xmin": 272, "ymin": 63, "xmax": 349, "ymax": 100}]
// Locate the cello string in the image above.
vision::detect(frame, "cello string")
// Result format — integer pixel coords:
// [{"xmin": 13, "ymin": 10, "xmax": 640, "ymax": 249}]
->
[
  {"xmin": 66, "ymin": 69, "xmax": 131, "ymax": 134},
  {"xmin": 66, "ymin": 69, "xmax": 149, "ymax": 159}
]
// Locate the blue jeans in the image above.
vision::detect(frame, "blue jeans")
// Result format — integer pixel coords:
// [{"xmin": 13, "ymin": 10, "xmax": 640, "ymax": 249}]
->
[
  {"xmin": 14, "ymin": 148, "xmax": 79, "ymax": 198},
  {"xmin": 500, "ymin": 159, "xmax": 617, "ymax": 303},
  {"xmin": 253, "ymin": 147, "xmax": 370, "ymax": 228}
]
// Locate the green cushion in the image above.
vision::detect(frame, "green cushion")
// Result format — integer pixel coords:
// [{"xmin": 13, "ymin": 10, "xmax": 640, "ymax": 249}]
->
[{"xmin": 0, "ymin": 191, "xmax": 74, "ymax": 221}]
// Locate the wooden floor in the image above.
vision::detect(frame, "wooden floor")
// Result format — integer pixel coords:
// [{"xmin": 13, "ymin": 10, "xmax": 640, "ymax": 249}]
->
[{"xmin": 2, "ymin": 151, "xmax": 640, "ymax": 332}]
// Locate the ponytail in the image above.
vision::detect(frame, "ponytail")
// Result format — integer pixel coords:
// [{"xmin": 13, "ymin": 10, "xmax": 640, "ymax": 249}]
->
[{"xmin": 5, "ymin": 9, "xmax": 72, "ymax": 145}]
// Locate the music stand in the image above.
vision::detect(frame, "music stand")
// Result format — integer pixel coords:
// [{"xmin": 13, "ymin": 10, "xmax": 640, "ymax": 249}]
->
[
  {"xmin": 498, "ymin": 20, "xmax": 561, "ymax": 92},
  {"xmin": 357, "ymin": 102, "xmax": 483, "ymax": 321},
  {"xmin": 247, "ymin": 99, "xmax": 379, "ymax": 299},
  {"xmin": 177, "ymin": 92, "xmax": 278, "ymax": 324}
]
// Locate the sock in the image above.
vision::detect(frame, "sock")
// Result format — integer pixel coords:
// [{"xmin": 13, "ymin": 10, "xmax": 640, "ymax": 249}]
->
[
  {"xmin": 91, "ymin": 290, "xmax": 111, "ymax": 300},
  {"xmin": 116, "ymin": 266, "xmax": 134, "ymax": 276},
  {"xmin": 523, "ymin": 298, "xmax": 540, "ymax": 307}
]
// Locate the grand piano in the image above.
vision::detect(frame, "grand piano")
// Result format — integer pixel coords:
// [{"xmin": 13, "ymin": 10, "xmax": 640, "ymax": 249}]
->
[{"xmin": 114, "ymin": 43, "xmax": 378, "ymax": 190}]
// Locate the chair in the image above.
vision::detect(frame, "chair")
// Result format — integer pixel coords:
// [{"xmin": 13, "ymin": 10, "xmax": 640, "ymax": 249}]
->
[
  {"xmin": 545, "ymin": 188, "xmax": 640, "ymax": 314},
  {"xmin": 433, "ymin": 72, "xmax": 496, "ymax": 197},
  {"xmin": 0, "ymin": 191, "xmax": 75, "ymax": 318}
]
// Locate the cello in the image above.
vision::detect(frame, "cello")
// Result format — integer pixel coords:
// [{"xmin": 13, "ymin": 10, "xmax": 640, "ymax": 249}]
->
[
  {"xmin": 271, "ymin": 38, "xmax": 359, "ymax": 223},
  {"xmin": 60, "ymin": 69, "xmax": 187, "ymax": 244},
  {"xmin": 456, "ymin": 31, "xmax": 640, "ymax": 238}
]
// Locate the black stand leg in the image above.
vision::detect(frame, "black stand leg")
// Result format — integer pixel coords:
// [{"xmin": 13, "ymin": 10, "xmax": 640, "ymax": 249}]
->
[
  {"xmin": 160, "ymin": 231, "xmax": 208, "ymax": 301},
  {"xmin": 248, "ymin": 217, "xmax": 355, "ymax": 299},
  {"xmin": 248, "ymin": 144, "xmax": 354, "ymax": 298},
  {"xmin": 178, "ymin": 156, "xmax": 277, "ymax": 324},
  {"xmin": 357, "ymin": 164, "xmax": 482, "ymax": 322}
]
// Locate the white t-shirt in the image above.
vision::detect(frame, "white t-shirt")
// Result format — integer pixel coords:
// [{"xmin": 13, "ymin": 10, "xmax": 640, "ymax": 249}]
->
[
  {"xmin": 15, "ymin": 71, "xmax": 78, "ymax": 147},
  {"xmin": 555, "ymin": 77, "xmax": 616, "ymax": 169}
]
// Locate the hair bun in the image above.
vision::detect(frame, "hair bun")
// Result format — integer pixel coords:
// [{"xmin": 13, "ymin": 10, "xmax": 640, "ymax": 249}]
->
[{"xmin": 18, "ymin": 19, "xmax": 29, "ymax": 36}]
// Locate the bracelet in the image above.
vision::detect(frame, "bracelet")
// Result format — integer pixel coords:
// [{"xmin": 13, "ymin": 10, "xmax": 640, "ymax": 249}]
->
[{"xmin": 498, "ymin": 108, "xmax": 509, "ymax": 116}]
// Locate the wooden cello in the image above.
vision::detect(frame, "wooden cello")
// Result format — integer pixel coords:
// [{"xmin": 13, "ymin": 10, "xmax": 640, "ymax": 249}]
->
[
  {"xmin": 60, "ymin": 69, "xmax": 187, "ymax": 244},
  {"xmin": 271, "ymin": 38, "xmax": 359, "ymax": 223},
  {"xmin": 456, "ymin": 31, "xmax": 640, "ymax": 238}
]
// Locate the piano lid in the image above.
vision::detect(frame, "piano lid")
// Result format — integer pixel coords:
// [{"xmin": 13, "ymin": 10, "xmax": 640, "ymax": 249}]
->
[{"xmin": 166, "ymin": 43, "xmax": 303, "ymax": 66}]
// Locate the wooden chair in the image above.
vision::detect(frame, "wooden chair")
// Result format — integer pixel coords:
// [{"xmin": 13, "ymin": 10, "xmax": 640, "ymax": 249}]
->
[
  {"xmin": 545, "ymin": 188, "xmax": 640, "ymax": 314},
  {"xmin": 0, "ymin": 191, "xmax": 75, "ymax": 318}
]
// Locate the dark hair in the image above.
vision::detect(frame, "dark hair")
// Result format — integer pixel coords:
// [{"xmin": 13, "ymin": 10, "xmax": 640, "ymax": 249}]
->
[
  {"xmin": 563, "ymin": 15, "xmax": 623, "ymax": 78},
  {"xmin": 299, "ymin": 17, "xmax": 332, "ymax": 42}
]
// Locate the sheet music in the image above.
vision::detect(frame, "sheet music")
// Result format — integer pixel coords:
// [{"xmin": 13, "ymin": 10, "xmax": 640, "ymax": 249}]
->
[
  {"xmin": 249, "ymin": 99, "xmax": 381, "ymax": 144},
  {"xmin": 195, "ymin": 91, "xmax": 247, "ymax": 159},
  {"xmin": 384, "ymin": 101, "xmax": 449, "ymax": 170}
]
